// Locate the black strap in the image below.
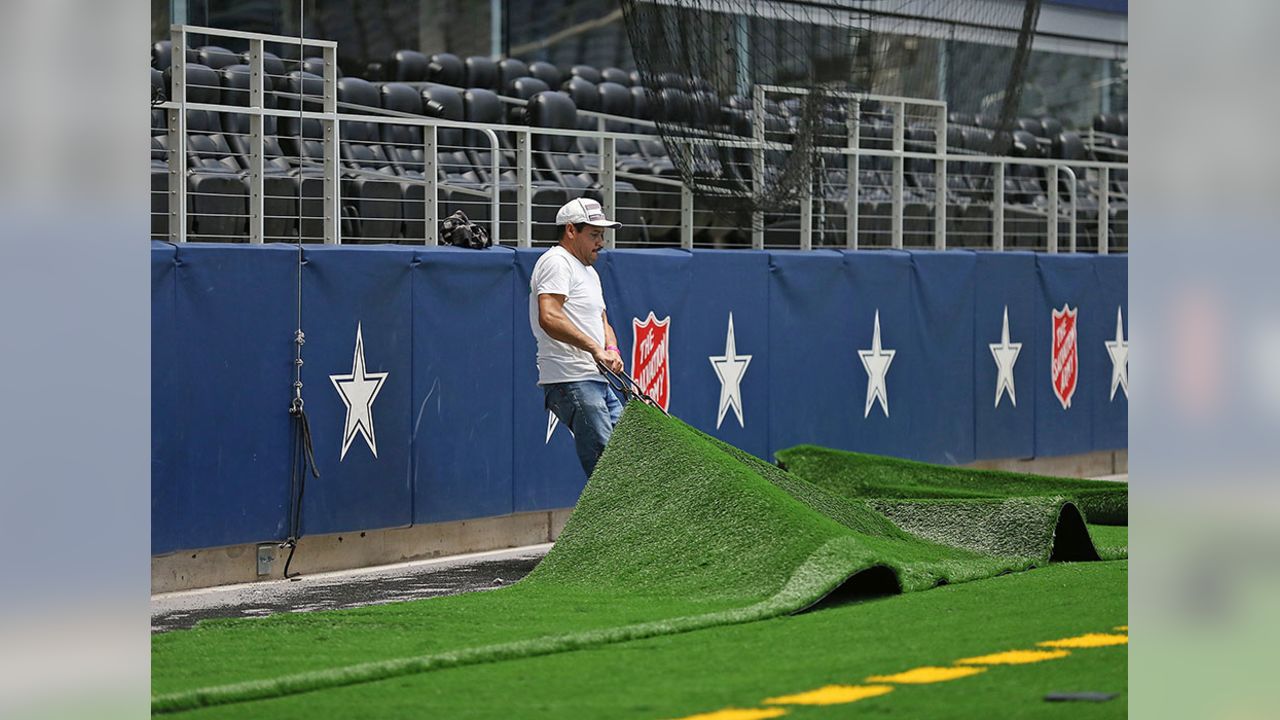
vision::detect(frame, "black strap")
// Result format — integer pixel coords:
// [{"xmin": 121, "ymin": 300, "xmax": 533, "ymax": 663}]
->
[{"xmin": 282, "ymin": 403, "xmax": 320, "ymax": 578}]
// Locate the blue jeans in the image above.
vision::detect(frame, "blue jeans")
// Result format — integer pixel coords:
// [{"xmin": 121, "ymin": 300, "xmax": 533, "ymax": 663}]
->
[{"xmin": 544, "ymin": 380, "xmax": 624, "ymax": 477}]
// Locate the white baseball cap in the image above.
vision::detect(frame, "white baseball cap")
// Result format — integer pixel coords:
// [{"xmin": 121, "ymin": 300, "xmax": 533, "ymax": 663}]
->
[{"xmin": 555, "ymin": 197, "xmax": 622, "ymax": 229}]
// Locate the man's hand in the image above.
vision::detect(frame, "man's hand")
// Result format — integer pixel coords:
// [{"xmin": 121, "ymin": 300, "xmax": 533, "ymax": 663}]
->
[{"xmin": 594, "ymin": 346, "xmax": 624, "ymax": 374}]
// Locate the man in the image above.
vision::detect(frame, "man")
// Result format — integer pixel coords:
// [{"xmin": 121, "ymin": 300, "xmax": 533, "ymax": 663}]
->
[{"xmin": 530, "ymin": 198, "xmax": 626, "ymax": 477}]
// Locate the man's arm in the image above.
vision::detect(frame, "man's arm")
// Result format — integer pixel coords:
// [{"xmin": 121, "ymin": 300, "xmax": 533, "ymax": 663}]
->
[
  {"xmin": 538, "ymin": 294, "xmax": 622, "ymax": 372},
  {"xmin": 602, "ymin": 310, "xmax": 623, "ymax": 373}
]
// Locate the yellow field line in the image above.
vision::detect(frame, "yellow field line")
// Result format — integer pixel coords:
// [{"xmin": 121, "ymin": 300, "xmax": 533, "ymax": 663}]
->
[{"xmin": 668, "ymin": 625, "xmax": 1127, "ymax": 719}]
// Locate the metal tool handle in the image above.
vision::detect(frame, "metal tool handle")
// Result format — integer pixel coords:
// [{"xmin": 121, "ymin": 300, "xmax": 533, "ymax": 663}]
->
[{"xmin": 596, "ymin": 361, "xmax": 670, "ymax": 416}]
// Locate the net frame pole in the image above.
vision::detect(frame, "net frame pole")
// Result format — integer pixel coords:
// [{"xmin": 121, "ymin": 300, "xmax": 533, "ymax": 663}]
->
[
  {"xmin": 750, "ymin": 85, "xmax": 765, "ymax": 250},
  {"xmin": 846, "ymin": 99, "xmax": 859, "ymax": 250},
  {"xmin": 891, "ymin": 101, "xmax": 905, "ymax": 250},
  {"xmin": 248, "ymin": 38, "xmax": 265, "ymax": 244}
]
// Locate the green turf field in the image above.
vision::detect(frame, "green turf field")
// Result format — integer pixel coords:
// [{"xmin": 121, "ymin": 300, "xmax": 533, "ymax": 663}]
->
[{"xmin": 153, "ymin": 402, "xmax": 1127, "ymax": 717}]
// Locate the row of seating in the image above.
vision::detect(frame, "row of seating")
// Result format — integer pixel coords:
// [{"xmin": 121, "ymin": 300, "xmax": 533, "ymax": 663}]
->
[{"xmin": 151, "ymin": 47, "xmax": 1126, "ymax": 248}]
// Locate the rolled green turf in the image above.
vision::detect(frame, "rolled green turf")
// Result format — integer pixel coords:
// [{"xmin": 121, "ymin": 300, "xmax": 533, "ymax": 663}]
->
[
  {"xmin": 153, "ymin": 402, "xmax": 1115, "ymax": 714},
  {"xmin": 776, "ymin": 444, "xmax": 1128, "ymax": 524}
]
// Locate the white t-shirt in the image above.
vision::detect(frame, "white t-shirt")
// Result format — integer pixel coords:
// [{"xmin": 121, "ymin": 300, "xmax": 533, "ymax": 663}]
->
[{"xmin": 529, "ymin": 245, "xmax": 607, "ymax": 385}]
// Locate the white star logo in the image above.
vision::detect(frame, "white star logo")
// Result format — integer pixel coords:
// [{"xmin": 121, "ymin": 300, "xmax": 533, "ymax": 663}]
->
[
  {"xmin": 858, "ymin": 310, "xmax": 896, "ymax": 418},
  {"xmin": 329, "ymin": 323, "xmax": 389, "ymax": 461},
  {"xmin": 708, "ymin": 313, "xmax": 753, "ymax": 429},
  {"xmin": 990, "ymin": 305, "xmax": 1023, "ymax": 408},
  {"xmin": 545, "ymin": 410, "xmax": 573, "ymax": 443},
  {"xmin": 1105, "ymin": 306, "xmax": 1129, "ymax": 401}
]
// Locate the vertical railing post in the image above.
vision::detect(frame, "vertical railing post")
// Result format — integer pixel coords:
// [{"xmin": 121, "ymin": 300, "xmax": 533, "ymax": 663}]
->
[
  {"xmin": 891, "ymin": 101, "xmax": 904, "ymax": 249},
  {"xmin": 680, "ymin": 185, "xmax": 694, "ymax": 250},
  {"xmin": 1098, "ymin": 166, "xmax": 1110, "ymax": 255},
  {"xmin": 167, "ymin": 25, "xmax": 188, "ymax": 243},
  {"xmin": 1047, "ymin": 164, "xmax": 1059, "ymax": 253},
  {"xmin": 247, "ymin": 38, "xmax": 265, "ymax": 244},
  {"xmin": 600, "ymin": 119, "xmax": 617, "ymax": 249},
  {"xmin": 934, "ymin": 104, "xmax": 947, "ymax": 250},
  {"xmin": 424, "ymin": 124, "xmax": 438, "ymax": 245},
  {"xmin": 993, "ymin": 161, "xmax": 1005, "ymax": 251},
  {"xmin": 751, "ymin": 85, "xmax": 765, "ymax": 250},
  {"xmin": 846, "ymin": 98, "xmax": 860, "ymax": 250},
  {"xmin": 321, "ymin": 44, "xmax": 339, "ymax": 244},
  {"xmin": 799, "ymin": 182, "xmax": 813, "ymax": 251},
  {"xmin": 516, "ymin": 129, "xmax": 532, "ymax": 248}
]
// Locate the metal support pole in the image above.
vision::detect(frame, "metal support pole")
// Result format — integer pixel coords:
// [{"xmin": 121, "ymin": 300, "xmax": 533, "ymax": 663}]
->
[
  {"xmin": 891, "ymin": 101, "xmax": 904, "ymax": 249},
  {"xmin": 424, "ymin": 124, "xmax": 439, "ymax": 245},
  {"xmin": 751, "ymin": 85, "xmax": 765, "ymax": 250},
  {"xmin": 934, "ymin": 105, "xmax": 947, "ymax": 250},
  {"xmin": 167, "ymin": 25, "xmax": 188, "ymax": 243},
  {"xmin": 601, "ymin": 134, "xmax": 617, "ymax": 249},
  {"xmin": 680, "ymin": 185, "xmax": 694, "ymax": 250},
  {"xmin": 846, "ymin": 99, "xmax": 859, "ymax": 249},
  {"xmin": 993, "ymin": 161, "xmax": 1005, "ymax": 251},
  {"xmin": 322, "ymin": 44, "xmax": 340, "ymax": 244},
  {"xmin": 516, "ymin": 130, "xmax": 532, "ymax": 247},
  {"xmin": 1062, "ymin": 166, "xmax": 1078, "ymax": 252},
  {"xmin": 247, "ymin": 38, "xmax": 265, "ymax": 244},
  {"xmin": 800, "ymin": 184, "xmax": 813, "ymax": 251},
  {"xmin": 1047, "ymin": 164, "xmax": 1059, "ymax": 253},
  {"xmin": 1098, "ymin": 166, "xmax": 1109, "ymax": 255}
]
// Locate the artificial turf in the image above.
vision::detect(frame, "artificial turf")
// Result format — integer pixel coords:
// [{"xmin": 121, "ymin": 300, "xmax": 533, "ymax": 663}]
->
[
  {"xmin": 152, "ymin": 402, "xmax": 1125, "ymax": 715},
  {"xmin": 775, "ymin": 445, "xmax": 1128, "ymax": 525},
  {"xmin": 166, "ymin": 560, "xmax": 1127, "ymax": 719}
]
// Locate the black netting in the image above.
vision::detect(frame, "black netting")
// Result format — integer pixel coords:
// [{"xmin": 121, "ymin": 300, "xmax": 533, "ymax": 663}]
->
[{"xmin": 620, "ymin": 0, "xmax": 1042, "ymax": 221}]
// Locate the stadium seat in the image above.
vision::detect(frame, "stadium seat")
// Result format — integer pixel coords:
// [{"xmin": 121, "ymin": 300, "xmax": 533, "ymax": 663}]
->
[
  {"xmin": 498, "ymin": 58, "xmax": 529, "ymax": 93},
  {"xmin": 570, "ymin": 64, "xmax": 602, "ymax": 84},
  {"xmin": 528, "ymin": 61, "xmax": 561, "ymax": 89},
  {"xmin": 386, "ymin": 49, "xmax": 428, "ymax": 82},
  {"xmin": 1039, "ymin": 116, "xmax": 1063, "ymax": 141},
  {"xmin": 420, "ymin": 84, "xmax": 495, "ymax": 228},
  {"xmin": 219, "ymin": 64, "xmax": 316, "ymax": 241},
  {"xmin": 601, "ymin": 67, "xmax": 629, "ymax": 86},
  {"xmin": 163, "ymin": 63, "xmax": 249, "ymax": 241},
  {"xmin": 197, "ymin": 45, "xmax": 239, "ymax": 70},
  {"xmin": 427, "ymin": 53, "xmax": 465, "ymax": 86},
  {"xmin": 303, "ymin": 56, "xmax": 341, "ymax": 78},
  {"xmin": 152, "ymin": 40, "xmax": 197, "ymax": 71},
  {"xmin": 465, "ymin": 56, "xmax": 499, "ymax": 90},
  {"xmin": 336, "ymin": 77, "xmax": 403, "ymax": 241},
  {"xmin": 378, "ymin": 82, "xmax": 429, "ymax": 240}
]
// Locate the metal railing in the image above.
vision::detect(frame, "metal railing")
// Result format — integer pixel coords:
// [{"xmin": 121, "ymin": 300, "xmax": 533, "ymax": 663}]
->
[{"xmin": 154, "ymin": 26, "xmax": 1128, "ymax": 253}]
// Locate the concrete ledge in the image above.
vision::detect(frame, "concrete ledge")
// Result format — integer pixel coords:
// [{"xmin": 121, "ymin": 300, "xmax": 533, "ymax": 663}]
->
[
  {"xmin": 152, "ymin": 509, "xmax": 574, "ymax": 594},
  {"xmin": 153, "ymin": 449, "xmax": 1126, "ymax": 593}
]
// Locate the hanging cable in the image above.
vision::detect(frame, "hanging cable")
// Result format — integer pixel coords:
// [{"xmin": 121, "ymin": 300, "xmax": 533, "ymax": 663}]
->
[{"xmin": 282, "ymin": 0, "xmax": 320, "ymax": 579}]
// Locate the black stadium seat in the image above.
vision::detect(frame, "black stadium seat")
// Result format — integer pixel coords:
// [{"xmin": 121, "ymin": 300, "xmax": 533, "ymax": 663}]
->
[
  {"xmin": 387, "ymin": 49, "xmax": 429, "ymax": 82},
  {"xmin": 421, "ymin": 84, "xmax": 497, "ymax": 229},
  {"xmin": 197, "ymin": 45, "xmax": 239, "ymax": 70},
  {"xmin": 163, "ymin": 62, "xmax": 249, "ymax": 241},
  {"xmin": 498, "ymin": 58, "xmax": 529, "ymax": 93},
  {"xmin": 427, "ymin": 53, "xmax": 465, "ymax": 86},
  {"xmin": 219, "ymin": 64, "xmax": 325, "ymax": 241},
  {"xmin": 570, "ymin": 64, "xmax": 601, "ymax": 84},
  {"xmin": 465, "ymin": 56, "xmax": 499, "ymax": 90},
  {"xmin": 601, "ymin": 67, "xmax": 629, "ymax": 86},
  {"xmin": 336, "ymin": 77, "xmax": 403, "ymax": 241},
  {"xmin": 528, "ymin": 61, "xmax": 560, "ymax": 89},
  {"xmin": 379, "ymin": 82, "xmax": 429, "ymax": 240},
  {"xmin": 303, "ymin": 56, "xmax": 341, "ymax": 78}
]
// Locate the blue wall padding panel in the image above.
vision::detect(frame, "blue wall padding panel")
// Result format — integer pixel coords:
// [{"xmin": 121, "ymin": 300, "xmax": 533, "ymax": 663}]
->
[
  {"xmin": 151, "ymin": 244, "xmax": 1127, "ymax": 554},
  {"xmin": 412, "ymin": 246, "xmax": 517, "ymax": 523}
]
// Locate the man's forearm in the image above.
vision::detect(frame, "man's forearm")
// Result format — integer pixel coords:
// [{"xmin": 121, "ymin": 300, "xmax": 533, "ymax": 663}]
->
[{"xmin": 541, "ymin": 312, "xmax": 604, "ymax": 355}]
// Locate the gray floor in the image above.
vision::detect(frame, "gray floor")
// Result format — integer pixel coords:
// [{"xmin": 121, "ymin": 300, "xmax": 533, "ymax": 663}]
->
[{"xmin": 150, "ymin": 543, "xmax": 551, "ymax": 634}]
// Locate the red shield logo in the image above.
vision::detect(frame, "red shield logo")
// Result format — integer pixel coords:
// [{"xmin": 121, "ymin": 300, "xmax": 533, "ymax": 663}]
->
[
  {"xmin": 631, "ymin": 312, "xmax": 671, "ymax": 411},
  {"xmin": 1051, "ymin": 304, "xmax": 1079, "ymax": 409}
]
